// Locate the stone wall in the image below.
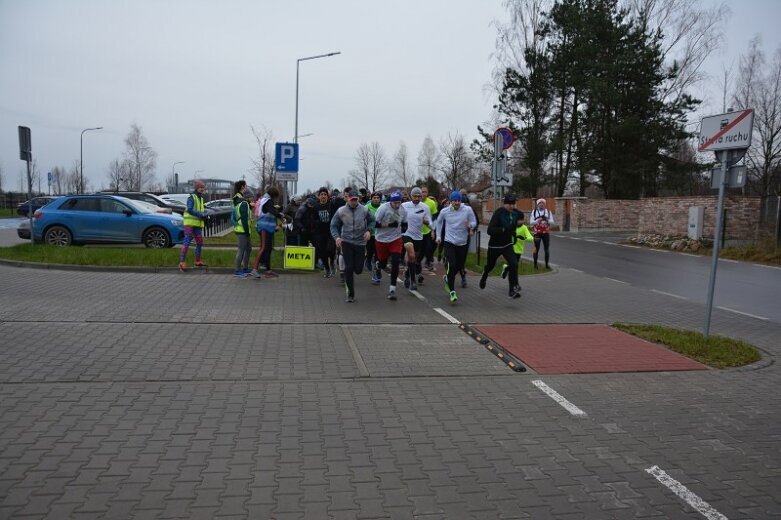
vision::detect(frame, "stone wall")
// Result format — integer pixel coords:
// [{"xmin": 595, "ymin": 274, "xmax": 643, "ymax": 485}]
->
[{"xmin": 556, "ymin": 195, "xmax": 762, "ymax": 240}]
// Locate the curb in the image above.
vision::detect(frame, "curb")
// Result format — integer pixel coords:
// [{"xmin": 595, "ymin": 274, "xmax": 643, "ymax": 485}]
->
[{"xmin": 0, "ymin": 258, "xmax": 313, "ymax": 275}]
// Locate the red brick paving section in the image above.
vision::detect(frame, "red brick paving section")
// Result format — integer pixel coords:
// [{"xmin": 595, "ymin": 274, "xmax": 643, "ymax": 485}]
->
[{"xmin": 474, "ymin": 324, "xmax": 708, "ymax": 374}]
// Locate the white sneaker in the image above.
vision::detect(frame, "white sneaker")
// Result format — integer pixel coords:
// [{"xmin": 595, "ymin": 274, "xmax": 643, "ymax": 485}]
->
[{"xmin": 387, "ymin": 286, "xmax": 397, "ymax": 300}]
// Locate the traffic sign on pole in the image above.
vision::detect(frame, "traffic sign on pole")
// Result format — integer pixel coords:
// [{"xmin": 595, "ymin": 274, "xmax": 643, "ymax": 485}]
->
[
  {"xmin": 698, "ymin": 109, "xmax": 753, "ymax": 152},
  {"xmin": 275, "ymin": 142, "xmax": 299, "ymax": 182},
  {"xmin": 494, "ymin": 127, "xmax": 514, "ymax": 151}
]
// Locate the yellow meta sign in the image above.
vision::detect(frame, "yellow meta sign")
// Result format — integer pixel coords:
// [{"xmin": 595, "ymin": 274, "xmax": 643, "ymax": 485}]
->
[{"xmin": 283, "ymin": 246, "xmax": 315, "ymax": 270}]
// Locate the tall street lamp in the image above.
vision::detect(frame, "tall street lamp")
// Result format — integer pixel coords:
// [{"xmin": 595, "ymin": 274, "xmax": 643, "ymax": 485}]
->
[
  {"xmin": 80, "ymin": 126, "xmax": 103, "ymax": 194},
  {"xmin": 295, "ymin": 52, "xmax": 340, "ymax": 146},
  {"xmin": 294, "ymin": 52, "xmax": 340, "ymax": 195},
  {"xmin": 172, "ymin": 161, "xmax": 185, "ymax": 191}
]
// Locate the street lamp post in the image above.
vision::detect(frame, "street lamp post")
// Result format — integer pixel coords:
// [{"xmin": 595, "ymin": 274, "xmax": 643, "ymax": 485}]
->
[
  {"xmin": 294, "ymin": 51, "xmax": 340, "ymax": 194},
  {"xmin": 172, "ymin": 161, "xmax": 185, "ymax": 192},
  {"xmin": 80, "ymin": 127, "xmax": 103, "ymax": 194}
]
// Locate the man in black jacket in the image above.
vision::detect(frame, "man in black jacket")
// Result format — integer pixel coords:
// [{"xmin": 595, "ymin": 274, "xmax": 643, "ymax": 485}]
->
[{"xmin": 479, "ymin": 193, "xmax": 523, "ymax": 298}]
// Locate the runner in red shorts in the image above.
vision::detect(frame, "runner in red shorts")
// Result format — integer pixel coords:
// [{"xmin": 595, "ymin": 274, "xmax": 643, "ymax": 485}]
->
[{"xmin": 371, "ymin": 192, "xmax": 407, "ymax": 301}]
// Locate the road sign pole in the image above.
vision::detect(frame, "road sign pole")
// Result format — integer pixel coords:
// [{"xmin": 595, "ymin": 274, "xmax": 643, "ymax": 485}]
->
[
  {"xmin": 492, "ymin": 133, "xmax": 501, "ymax": 209},
  {"xmin": 703, "ymin": 151, "xmax": 728, "ymax": 338}
]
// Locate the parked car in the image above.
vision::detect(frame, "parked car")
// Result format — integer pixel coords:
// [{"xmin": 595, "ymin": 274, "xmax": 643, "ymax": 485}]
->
[
  {"xmin": 160, "ymin": 194, "xmax": 220, "ymax": 217},
  {"xmin": 17, "ymin": 219, "xmax": 31, "ymax": 240},
  {"xmin": 32, "ymin": 195, "xmax": 185, "ymax": 248},
  {"xmin": 99, "ymin": 191, "xmax": 181, "ymax": 214},
  {"xmin": 159, "ymin": 193, "xmax": 191, "ymax": 206},
  {"xmin": 205, "ymin": 198, "xmax": 234, "ymax": 210},
  {"xmin": 17, "ymin": 196, "xmax": 60, "ymax": 216}
]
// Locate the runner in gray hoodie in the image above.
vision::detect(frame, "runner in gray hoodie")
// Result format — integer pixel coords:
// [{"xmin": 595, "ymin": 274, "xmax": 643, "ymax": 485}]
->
[{"xmin": 330, "ymin": 192, "xmax": 374, "ymax": 303}]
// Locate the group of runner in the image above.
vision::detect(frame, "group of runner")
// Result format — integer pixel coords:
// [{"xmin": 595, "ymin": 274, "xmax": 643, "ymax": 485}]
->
[{"xmin": 179, "ymin": 179, "xmax": 554, "ymax": 304}]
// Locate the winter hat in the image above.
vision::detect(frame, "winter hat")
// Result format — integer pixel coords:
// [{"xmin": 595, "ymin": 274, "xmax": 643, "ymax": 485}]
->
[
  {"xmin": 449, "ymin": 191, "xmax": 462, "ymax": 202},
  {"xmin": 410, "ymin": 187, "xmax": 422, "ymax": 197},
  {"xmin": 389, "ymin": 191, "xmax": 402, "ymax": 202},
  {"xmin": 503, "ymin": 193, "xmax": 517, "ymax": 204},
  {"xmin": 536, "ymin": 198, "xmax": 546, "ymax": 205}
]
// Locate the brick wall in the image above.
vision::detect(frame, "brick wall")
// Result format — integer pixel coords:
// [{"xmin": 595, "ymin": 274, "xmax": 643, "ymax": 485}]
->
[{"xmin": 555, "ymin": 195, "xmax": 761, "ymax": 239}]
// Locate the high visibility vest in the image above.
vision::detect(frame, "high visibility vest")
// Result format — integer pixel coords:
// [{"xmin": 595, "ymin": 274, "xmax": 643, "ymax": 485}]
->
[
  {"xmin": 233, "ymin": 199, "xmax": 249, "ymax": 234},
  {"xmin": 183, "ymin": 193, "xmax": 205, "ymax": 228}
]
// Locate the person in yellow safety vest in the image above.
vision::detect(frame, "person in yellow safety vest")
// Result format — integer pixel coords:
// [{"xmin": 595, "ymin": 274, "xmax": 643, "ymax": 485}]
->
[
  {"xmin": 420, "ymin": 186, "xmax": 439, "ymax": 271},
  {"xmin": 178, "ymin": 180, "xmax": 208, "ymax": 271},
  {"xmin": 232, "ymin": 180, "xmax": 253, "ymax": 278},
  {"xmin": 501, "ymin": 211, "xmax": 534, "ymax": 281}
]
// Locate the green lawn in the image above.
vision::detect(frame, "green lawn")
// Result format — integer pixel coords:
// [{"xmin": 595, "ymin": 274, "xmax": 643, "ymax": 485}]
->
[
  {"xmin": 612, "ymin": 323, "xmax": 761, "ymax": 368},
  {"xmin": 0, "ymin": 208, "xmax": 17, "ymax": 218},
  {"xmin": 0, "ymin": 244, "xmax": 286, "ymax": 269}
]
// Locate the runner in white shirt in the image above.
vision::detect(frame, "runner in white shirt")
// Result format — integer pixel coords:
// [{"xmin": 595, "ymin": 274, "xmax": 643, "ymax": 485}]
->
[{"xmin": 400, "ymin": 187, "xmax": 432, "ymax": 291}]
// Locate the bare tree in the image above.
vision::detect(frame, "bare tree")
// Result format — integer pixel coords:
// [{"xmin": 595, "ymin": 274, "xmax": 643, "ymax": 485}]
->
[
  {"xmin": 249, "ymin": 125, "xmax": 275, "ymax": 191},
  {"xmin": 64, "ymin": 160, "xmax": 83, "ymax": 194},
  {"xmin": 438, "ymin": 132, "xmax": 475, "ymax": 190},
  {"xmin": 390, "ymin": 141, "xmax": 415, "ymax": 189},
  {"xmin": 123, "ymin": 124, "xmax": 158, "ymax": 191},
  {"xmin": 733, "ymin": 37, "xmax": 781, "ymax": 197},
  {"xmin": 417, "ymin": 135, "xmax": 441, "ymax": 183},
  {"xmin": 627, "ymin": 0, "xmax": 726, "ymax": 105},
  {"xmin": 50, "ymin": 165, "xmax": 66, "ymax": 195},
  {"xmin": 350, "ymin": 142, "xmax": 388, "ymax": 192},
  {"xmin": 106, "ymin": 158, "xmax": 132, "ymax": 191}
]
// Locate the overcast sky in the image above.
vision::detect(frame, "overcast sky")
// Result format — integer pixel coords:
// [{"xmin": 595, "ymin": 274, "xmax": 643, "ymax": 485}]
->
[{"xmin": 1, "ymin": 0, "xmax": 780, "ymax": 196}]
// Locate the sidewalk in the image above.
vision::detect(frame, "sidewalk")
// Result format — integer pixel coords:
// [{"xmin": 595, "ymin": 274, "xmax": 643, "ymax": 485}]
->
[{"xmin": 0, "ymin": 262, "xmax": 779, "ymax": 518}]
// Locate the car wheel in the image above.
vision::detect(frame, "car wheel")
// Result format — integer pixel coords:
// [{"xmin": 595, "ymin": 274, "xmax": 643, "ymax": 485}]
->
[
  {"xmin": 44, "ymin": 226, "xmax": 72, "ymax": 246},
  {"xmin": 143, "ymin": 227, "xmax": 171, "ymax": 248}
]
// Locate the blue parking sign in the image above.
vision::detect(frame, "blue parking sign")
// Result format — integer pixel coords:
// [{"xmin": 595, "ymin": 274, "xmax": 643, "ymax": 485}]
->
[{"xmin": 275, "ymin": 142, "xmax": 299, "ymax": 173}]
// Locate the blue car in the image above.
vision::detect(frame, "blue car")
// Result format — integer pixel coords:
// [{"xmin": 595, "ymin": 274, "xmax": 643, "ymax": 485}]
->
[{"xmin": 32, "ymin": 194, "xmax": 185, "ymax": 248}]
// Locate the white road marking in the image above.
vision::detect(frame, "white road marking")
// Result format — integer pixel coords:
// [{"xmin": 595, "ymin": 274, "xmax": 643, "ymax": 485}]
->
[
  {"xmin": 756, "ymin": 263, "xmax": 781, "ymax": 271},
  {"xmin": 605, "ymin": 277, "xmax": 628, "ymax": 284},
  {"xmin": 651, "ymin": 289, "xmax": 688, "ymax": 300},
  {"xmin": 433, "ymin": 308, "xmax": 460, "ymax": 324},
  {"xmin": 716, "ymin": 306, "xmax": 768, "ymax": 321},
  {"xmin": 646, "ymin": 466, "xmax": 728, "ymax": 520},
  {"xmin": 720, "ymin": 258, "xmax": 739, "ymax": 264},
  {"xmin": 569, "ymin": 268, "xmax": 583, "ymax": 273},
  {"xmin": 601, "ymin": 241, "xmax": 618, "ymax": 246},
  {"xmin": 532, "ymin": 380, "xmax": 586, "ymax": 417},
  {"xmin": 584, "ymin": 239, "xmax": 601, "ymax": 243},
  {"xmin": 620, "ymin": 244, "xmax": 641, "ymax": 249},
  {"xmin": 680, "ymin": 253, "xmax": 698, "ymax": 257},
  {"xmin": 410, "ymin": 289, "xmax": 426, "ymax": 301}
]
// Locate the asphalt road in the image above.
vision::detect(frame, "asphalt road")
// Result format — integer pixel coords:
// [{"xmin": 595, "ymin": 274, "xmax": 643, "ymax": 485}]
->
[{"xmin": 545, "ymin": 231, "xmax": 781, "ymax": 324}]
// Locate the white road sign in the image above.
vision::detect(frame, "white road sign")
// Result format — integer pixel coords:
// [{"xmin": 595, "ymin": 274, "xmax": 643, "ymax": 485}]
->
[{"xmin": 697, "ymin": 109, "xmax": 753, "ymax": 152}]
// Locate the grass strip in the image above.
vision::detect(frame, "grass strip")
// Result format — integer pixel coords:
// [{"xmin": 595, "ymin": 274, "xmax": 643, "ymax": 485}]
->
[
  {"xmin": 0, "ymin": 244, "xmax": 288, "ymax": 269},
  {"xmin": 612, "ymin": 322, "xmax": 761, "ymax": 369}
]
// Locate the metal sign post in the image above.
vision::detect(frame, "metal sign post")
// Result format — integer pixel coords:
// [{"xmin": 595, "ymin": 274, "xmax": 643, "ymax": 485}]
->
[
  {"xmin": 697, "ymin": 109, "xmax": 753, "ymax": 337},
  {"xmin": 18, "ymin": 126, "xmax": 34, "ymax": 244},
  {"xmin": 492, "ymin": 128, "xmax": 513, "ymax": 207}
]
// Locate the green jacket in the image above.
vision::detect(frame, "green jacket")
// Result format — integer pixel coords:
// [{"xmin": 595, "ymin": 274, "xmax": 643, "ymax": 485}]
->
[{"xmin": 513, "ymin": 224, "xmax": 534, "ymax": 255}]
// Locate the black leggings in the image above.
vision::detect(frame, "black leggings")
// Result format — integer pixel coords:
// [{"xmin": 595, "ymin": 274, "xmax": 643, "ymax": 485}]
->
[
  {"xmin": 313, "ymin": 233, "xmax": 335, "ymax": 271},
  {"xmin": 340, "ymin": 241, "xmax": 366, "ymax": 298},
  {"xmin": 443, "ymin": 242, "xmax": 468, "ymax": 292},
  {"xmin": 377, "ymin": 252, "xmax": 402, "ymax": 287},
  {"xmin": 533, "ymin": 233, "xmax": 550, "ymax": 266},
  {"xmin": 482, "ymin": 245, "xmax": 519, "ymax": 291}
]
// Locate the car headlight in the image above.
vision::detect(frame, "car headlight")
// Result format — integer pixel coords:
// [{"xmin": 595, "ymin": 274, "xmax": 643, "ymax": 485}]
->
[{"xmin": 170, "ymin": 219, "xmax": 184, "ymax": 227}]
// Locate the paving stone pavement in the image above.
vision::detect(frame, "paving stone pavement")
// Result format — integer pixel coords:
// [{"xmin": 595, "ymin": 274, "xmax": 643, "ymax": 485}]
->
[{"xmin": 0, "ymin": 263, "xmax": 779, "ymax": 519}]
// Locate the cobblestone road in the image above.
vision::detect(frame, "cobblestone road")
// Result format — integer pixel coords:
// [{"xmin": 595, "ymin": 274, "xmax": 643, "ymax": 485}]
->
[{"xmin": 0, "ymin": 263, "xmax": 779, "ymax": 519}]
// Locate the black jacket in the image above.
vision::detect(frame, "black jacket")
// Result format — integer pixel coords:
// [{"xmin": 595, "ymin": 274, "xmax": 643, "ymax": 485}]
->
[{"xmin": 486, "ymin": 207, "xmax": 521, "ymax": 248}]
